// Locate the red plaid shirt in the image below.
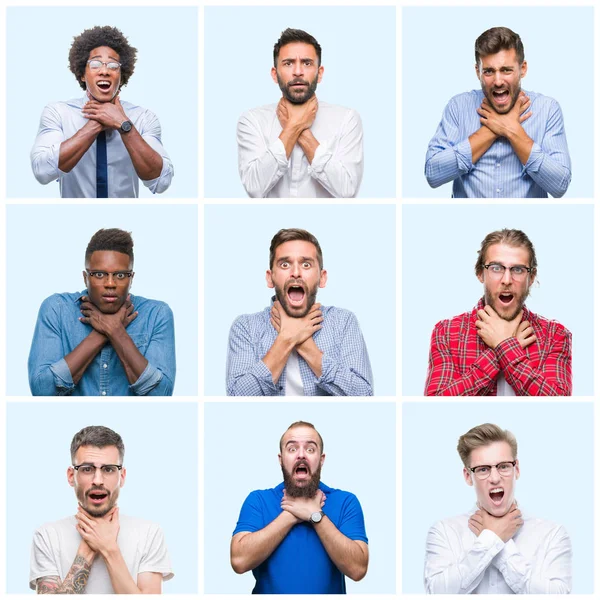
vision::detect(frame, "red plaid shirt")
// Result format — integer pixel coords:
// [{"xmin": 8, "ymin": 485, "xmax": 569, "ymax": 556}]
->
[{"xmin": 425, "ymin": 299, "xmax": 572, "ymax": 396}]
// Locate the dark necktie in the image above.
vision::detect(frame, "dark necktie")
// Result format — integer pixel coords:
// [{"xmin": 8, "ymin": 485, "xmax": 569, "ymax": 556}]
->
[{"xmin": 96, "ymin": 131, "xmax": 108, "ymax": 198}]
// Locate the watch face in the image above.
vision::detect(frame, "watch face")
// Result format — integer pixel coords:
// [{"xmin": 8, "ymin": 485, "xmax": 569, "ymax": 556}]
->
[
  {"xmin": 121, "ymin": 120, "xmax": 132, "ymax": 132},
  {"xmin": 311, "ymin": 511, "xmax": 322, "ymax": 523}
]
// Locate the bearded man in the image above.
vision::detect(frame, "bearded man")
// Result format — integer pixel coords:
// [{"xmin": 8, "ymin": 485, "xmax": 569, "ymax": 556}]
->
[
  {"xmin": 236, "ymin": 28, "xmax": 364, "ymax": 198},
  {"xmin": 425, "ymin": 27, "xmax": 571, "ymax": 198},
  {"xmin": 29, "ymin": 426, "xmax": 173, "ymax": 593},
  {"xmin": 425, "ymin": 229, "xmax": 572, "ymax": 396},
  {"xmin": 226, "ymin": 228, "xmax": 373, "ymax": 396},
  {"xmin": 231, "ymin": 421, "xmax": 368, "ymax": 593}
]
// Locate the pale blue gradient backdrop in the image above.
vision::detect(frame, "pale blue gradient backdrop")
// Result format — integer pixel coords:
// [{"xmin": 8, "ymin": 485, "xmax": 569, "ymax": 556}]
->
[
  {"xmin": 7, "ymin": 6, "xmax": 198, "ymax": 198},
  {"xmin": 204, "ymin": 204, "xmax": 396, "ymax": 396},
  {"xmin": 402, "ymin": 204, "xmax": 593, "ymax": 396},
  {"xmin": 205, "ymin": 401, "xmax": 396, "ymax": 594},
  {"xmin": 7, "ymin": 402, "xmax": 198, "ymax": 593},
  {"xmin": 402, "ymin": 402, "xmax": 594, "ymax": 593},
  {"xmin": 204, "ymin": 6, "xmax": 396, "ymax": 198},
  {"xmin": 402, "ymin": 6, "xmax": 593, "ymax": 198},
  {"xmin": 7, "ymin": 204, "xmax": 198, "ymax": 396}
]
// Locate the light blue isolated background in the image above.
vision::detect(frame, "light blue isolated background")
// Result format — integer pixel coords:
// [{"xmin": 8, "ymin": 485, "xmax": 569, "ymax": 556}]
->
[
  {"xmin": 7, "ymin": 204, "xmax": 198, "ymax": 395},
  {"xmin": 204, "ymin": 204, "xmax": 396, "ymax": 396},
  {"xmin": 402, "ymin": 402, "xmax": 594, "ymax": 593},
  {"xmin": 402, "ymin": 204, "xmax": 593, "ymax": 395},
  {"xmin": 402, "ymin": 7, "xmax": 593, "ymax": 198},
  {"xmin": 7, "ymin": 7, "xmax": 198, "ymax": 198},
  {"xmin": 204, "ymin": 6, "xmax": 396, "ymax": 198},
  {"xmin": 205, "ymin": 402, "xmax": 396, "ymax": 594},
  {"xmin": 7, "ymin": 402, "xmax": 198, "ymax": 593}
]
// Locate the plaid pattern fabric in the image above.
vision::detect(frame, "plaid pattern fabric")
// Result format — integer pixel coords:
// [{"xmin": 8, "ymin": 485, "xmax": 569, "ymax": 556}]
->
[
  {"xmin": 425, "ymin": 299, "xmax": 572, "ymax": 396},
  {"xmin": 227, "ymin": 304, "xmax": 373, "ymax": 396}
]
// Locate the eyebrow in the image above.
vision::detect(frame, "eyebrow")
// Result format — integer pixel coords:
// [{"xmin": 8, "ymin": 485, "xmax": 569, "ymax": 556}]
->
[
  {"xmin": 285, "ymin": 439, "xmax": 318, "ymax": 447},
  {"xmin": 277, "ymin": 256, "xmax": 315, "ymax": 263}
]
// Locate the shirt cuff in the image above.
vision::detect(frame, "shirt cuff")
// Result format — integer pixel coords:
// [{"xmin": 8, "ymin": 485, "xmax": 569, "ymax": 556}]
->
[
  {"xmin": 130, "ymin": 363, "xmax": 163, "ymax": 395},
  {"xmin": 473, "ymin": 347, "xmax": 501, "ymax": 380},
  {"xmin": 454, "ymin": 139, "xmax": 474, "ymax": 173},
  {"xmin": 495, "ymin": 337, "xmax": 526, "ymax": 371},
  {"xmin": 478, "ymin": 528, "xmax": 506, "ymax": 554},
  {"xmin": 49, "ymin": 358, "xmax": 75, "ymax": 392},
  {"xmin": 268, "ymin": 138, "xmax": 290, "ymax": 169},
  {"xmin": 491, "ymin": 538, "xmax": 519, "ymax": 569},
  {"xmin": 523, "ymin": 142, "xmax": 544, "ymax": 173},
  {"xmin": 317, "ymin": 353, "xmax": 336, "ymax": 385},
  {"xmin": 308, "ymin": 139, "xmax": 333, "ymax": 174},
  {"xmin": 143, "ymin": 156, "xmax": 174, "ymax": 194},
  {"xmin": 256, "ymin": 360, "xmax": 282, "ymax": 394}
]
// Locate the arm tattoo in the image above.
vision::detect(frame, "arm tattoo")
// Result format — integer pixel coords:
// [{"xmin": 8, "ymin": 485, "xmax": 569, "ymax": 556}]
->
[{"xmin": 37, "ymin": 555, "xmax": 92, "ymax": 594}]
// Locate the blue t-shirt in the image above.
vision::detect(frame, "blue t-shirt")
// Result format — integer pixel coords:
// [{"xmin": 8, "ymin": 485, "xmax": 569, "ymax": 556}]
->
[{"xmin": 233, "ymin": 482, "xmax": 368, "ymax": 594}]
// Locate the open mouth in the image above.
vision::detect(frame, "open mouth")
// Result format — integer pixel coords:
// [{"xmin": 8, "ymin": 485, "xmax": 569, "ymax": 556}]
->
[
  {"xmin": 489, "ymin": 487, "xmax": 505, "ymax": 505},
  {"xmin": 498, "ymin": 292, "xmax": 514, "ymax": 305},
  {"xmin": 294, "ymin": 462, "xmax": 310, "ymax": 479},
  {"xmin": 286, "ymin": 285, "xmax": 306, "ymax": 306},
  {"xmin": 88, "ymin": 491, "xmax": 109, "ymax": 505},
  {"xmin": 96, "ymin": 80, "xmax": 112, "ymax": 92},
  {"xmin": 492, "ymin": 89, "xmax": 510, "ymax": 105}
]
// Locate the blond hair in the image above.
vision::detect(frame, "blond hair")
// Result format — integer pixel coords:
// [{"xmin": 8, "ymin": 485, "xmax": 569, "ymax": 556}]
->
[{"xmin": 457, "ymin": 423, "xmax": 517, "ymax": 467}]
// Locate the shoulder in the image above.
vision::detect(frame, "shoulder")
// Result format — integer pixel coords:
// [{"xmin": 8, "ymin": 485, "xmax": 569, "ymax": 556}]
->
[
  {"xmin": 38, "ymin": 292, "xmax": 80, "ymax": 314},
  {"xmin": 322, "ymin": 305, "xmax": 358, "ymax": 323},
  {"xmin": 119, "ymin": 99, "xmax": 158, "ymax": 119},
  {"xmin": 445, "ymin": 90, "xmax": 482, "ymax": 110},
  {"xmin": 427, "ymin": 512, "xmax": 469, "ymax": 537},
  {"xmin": 239, "ymin": 103, "xmax": 277, "ymax": 123},
  {"xmin": 526, "ymin": 308, "xmax": 571, "ymax": 338},
  {"xmin": 320, "ymin": 482, "xmax": 361, "ymax": 503},
  {"xmin": 131, "ymin": 295, "xmax": 173, "ymax": 316},
  {"xmin": 319, "ymin": 101, "xmax": 361, "ymax": 118},
  {"xmin": 432, "ymin": 308, "xmax": 473, "ymax": 333},
  {"xmin": 119, "ymin": 514, "xmax": 163, "ymax": 534},
  {"xmin": 243, "ymin": 483, "xmax": 283, "ymax": 503},
  {"xmin": 230, "ymin": 307, "xmax": 271, "ymax": 330},
  {"xmin": 34, "ymin": 515, "xmax": 76, "ymax": 537},
  {"xmin": 525, "ymin": 90, "xmax": 561, "ymax": 108},
  {"xmin": 523, "ymin": 513, "xmax": 571, "ymax": 541}
]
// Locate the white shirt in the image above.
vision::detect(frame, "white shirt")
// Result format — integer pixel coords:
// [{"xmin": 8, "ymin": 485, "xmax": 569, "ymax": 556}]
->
[
  {"xmin": 424, "ymin": 507, "xmax": 571, "ymax": 594},
  {"xmin": 31, "ymin": 96, "xmax": 174, "ymax": 198},
  {"xmin": 30, "ymin": 514, "xmax": 174, "ymax": 593},
  {"xmin": 497, "ymin": 373, "xmax": 516, "ymax": 396},
  {"xmin": 237, "ymin": 101, "xmax": 363, "ymax": 198},
  {"xmin": 284, "ymin": 349, "xmax": 305, "ymax": 396}
]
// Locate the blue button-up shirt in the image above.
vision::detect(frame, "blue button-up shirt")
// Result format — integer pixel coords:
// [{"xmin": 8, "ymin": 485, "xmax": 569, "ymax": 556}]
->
[
  {"xmin": 28, "ymin": 291, "xmax": 176, "ymax": 396},
  {"xmin": 226, "ymin": 304, "xmax": 373, "ymax": 396},
  {"xmin": 425, "ymin": 89, "xmax": 571, "ymax": 198}
]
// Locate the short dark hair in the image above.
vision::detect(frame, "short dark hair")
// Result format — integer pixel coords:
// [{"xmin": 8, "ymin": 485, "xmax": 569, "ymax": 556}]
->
[
  {"xmin": 85, "ymin": 228, "xmax": 134, "ymax": 265},
  {"xmin": 475, "ymin": 228, "xmax": 537, "ymax": 277},
  {"xmin": 70, "ymin": 426, "xmax": 125, "ymax": 463},
  {"xmin": 273, "ymin": 28, "xmax": 322, "ymax": 67},
  {"xmin": 69, "ymin": 25, "xmax": 137, "ymax": 91},
  {"xmin": 475, "ymin": 27, "xmax": 525, "ymax": 65},
  {"xmin": 280, "ymin": 421, "xmax": 324, "ymax": 454},
  {"xmin": 269, "ymin": 228, "xmax": 323, "ymax": 270}
]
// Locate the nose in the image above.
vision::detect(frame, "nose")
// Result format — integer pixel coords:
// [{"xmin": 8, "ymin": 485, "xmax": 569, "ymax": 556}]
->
[
  {"xmin": 290, "ymin": 262, "xmax": 301, "ymax": 278},
  {"xmin": 92, "ymin": 467, "xmax": 104, "ymax": 485},
  {"xmin": 292, "ymin": 59, "xmax": 304, "ymax": 77},
  {"xmin": 99, "ymin": 62, "xmax": 110, "ymax": 75},
  {"xmin": 493, "ymin": 71, "xmax": 504, "ymax": 86},
  {"xmin": 104, "ymin": 274, "xmax": 117, "ymax": 288},
  {"xmin": 488, "ymin": 466, "xmax": 501, "ymax": 484},
  {"xmin": 501, "ymin": 268, "xmax": 512, "ymax": 284}
]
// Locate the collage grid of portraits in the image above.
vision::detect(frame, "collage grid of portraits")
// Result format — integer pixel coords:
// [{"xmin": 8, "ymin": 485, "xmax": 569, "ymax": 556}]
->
[{"xmin": 0, "ymin": 0, "xmax": 599, "ymax": 597}]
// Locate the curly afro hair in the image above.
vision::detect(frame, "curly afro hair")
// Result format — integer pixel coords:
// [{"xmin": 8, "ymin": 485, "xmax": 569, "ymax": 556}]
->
[{"xmin": 69, "ymin": 26, "xmax": 137, "ymax": 91}]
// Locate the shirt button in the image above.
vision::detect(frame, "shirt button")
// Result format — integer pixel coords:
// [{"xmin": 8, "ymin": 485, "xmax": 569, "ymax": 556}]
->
[
  {"xmin": 496, "ymin": 188, "xmax": 501, "ymax": 193},
  {"xmin": 103, "ymin": 363, "xmax": 108, "ymax": 369},
  {"xmin": 496, "ymin": 163, "xmax": 500, "ymax": 168},
  {"xmin": 101, "ymin": 391, "xmax": 107, "ymax": 396}
]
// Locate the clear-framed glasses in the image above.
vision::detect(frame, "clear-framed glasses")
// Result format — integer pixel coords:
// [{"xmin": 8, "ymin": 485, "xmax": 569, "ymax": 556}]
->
[
  {"xmin": 483, "ymin": 263, "xmax": 532, "ymax": 281},
  {"xmin": 87, "ymin": 59, "xmax": 121, "ymax": 71},
  {"xmin": 73, "ymin": 463, "xmax": 123, "ymax": 479},
  {"xmin": 86, "ymin": 269, "xmax": 133, "ymax": 281},
  {"xmin": 469, "ymin": 461, "xmax": 517, "ymax": 480}
]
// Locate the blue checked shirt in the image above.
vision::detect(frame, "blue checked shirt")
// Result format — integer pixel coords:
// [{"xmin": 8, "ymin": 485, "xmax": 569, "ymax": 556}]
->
[
  {"xmin": 425, "ymin": 90, "xmax": 571, "ymax": 198},
  {"xmin": 28, "ymin": 291, "xmax": 176, "ymax": 396},
  {"xmin": 226, "ymin": 304, "xmax": 373, "ymax": 396}
]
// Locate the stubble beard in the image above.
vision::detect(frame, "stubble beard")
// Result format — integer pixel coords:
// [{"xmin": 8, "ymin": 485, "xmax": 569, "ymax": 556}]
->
[
  {"xmin": 274, "ymin": 281, "xmax": 319, "ymax": 318},
  {"xmin": 282, "ymin": 463, "xmax": 322, "ymax": 498},
  {"xmin": 483, "ymin": 81, "xmax": 522, "ymax": 115},
  {"xmin": 277, "ymin": 73, "xmax": 318, "ymax": 105},
  {"xmin": 484, "ymin": 282, "xmax": 530, "ymax": 322},
  {"xmin": 76, "ymin": 485, "xmax": 118, "ymax": 517}
]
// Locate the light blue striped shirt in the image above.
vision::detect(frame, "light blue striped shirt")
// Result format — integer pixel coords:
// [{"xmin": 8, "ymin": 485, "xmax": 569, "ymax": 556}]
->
[
  {"xmin": 425, "ymin": 90, "xmax": 571, "ymax": 198},
  {"xmin": 226, "ymin": 304, "xmax": 373, "ymax": 396}
]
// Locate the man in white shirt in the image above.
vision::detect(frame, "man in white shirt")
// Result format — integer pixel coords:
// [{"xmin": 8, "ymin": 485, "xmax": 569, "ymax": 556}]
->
[
  {"xmin": 237, "ymin": 28, "xmax": 364, "ymax": 198},
  {"xmin": 31, "ymin": 25, "xmax": 173, "ymax": 198},
  {"xmin": 30, "ymin": 426, "xmax": 173, "ymax": 593},
  {"xmin": 424, "ymin": 423, "xmax": 571, "ymax": 594}
]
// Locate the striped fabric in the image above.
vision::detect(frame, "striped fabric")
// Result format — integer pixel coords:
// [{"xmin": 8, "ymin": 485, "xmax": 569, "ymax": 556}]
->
[
  {"xmin": 425, "ymin": 90, "xmax": 571, "ymax": 198},
  {"xmin": 425, "ymin": 299, "xmax": 572, "ymax": 396}
]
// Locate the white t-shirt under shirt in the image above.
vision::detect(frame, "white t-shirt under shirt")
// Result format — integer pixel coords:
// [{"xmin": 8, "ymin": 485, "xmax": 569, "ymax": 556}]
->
[
  {"xmin": 30, "ymin": 514, "xmax": 173, "ymax": 593},
  {"xmin": 497, "ymin": 373, "xmax": 516, "ymax": 396},
  {"xmin": 285, "ymin": 350, "xmax": 305, "ymax": 396}
]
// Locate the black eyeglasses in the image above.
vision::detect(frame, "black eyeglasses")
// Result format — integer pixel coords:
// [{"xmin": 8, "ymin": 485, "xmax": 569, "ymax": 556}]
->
[
  {"xmin": 87, "ymin": 60, "xmax": 121, "ymax": 71},
  {"xmin": 468, "ymin": 461, "xmax": 517, "ymax": 480},
  {"xmin": 73, "ymin": 464, "xmax": 123, "ymax": 478},
  {"xmin": 86, "ymin": 269, "xmax": 133, "ymax": 281},
  {"xmin": 484, "ymin": 263, "xmax": 532, "ymax": 281}
]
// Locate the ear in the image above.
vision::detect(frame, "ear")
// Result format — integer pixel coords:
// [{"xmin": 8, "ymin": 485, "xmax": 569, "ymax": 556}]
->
[
  {"xmin": 317, "ymin": 65, "xmax": 324, "ymax": 83},
  {"xmin": 528, "ymin": 269, "xmax": 536, "ymax": 287},
  {"xmin": 514, "ymin": 459, "xmax": 520, "ymax": 480},
  {"xmin": 271, "ymin": 66, "xmax": 278, "ymax": 85},
  {"xmin": 463, "ymin": 467, "xmax": 474, "ymax": 487},
  {"xmin": 278, "ymin": 453, "xmax": 282, "ymax": 466},
  {"xmin": 67, "ymin": 466, "xmax": 75, "ymax": 488},
  {"xmin": 266, "ymin": 270, "xmax": 274, "ymax": 289},
  {"xmin": 120, "ymin": 467, "xmax": 127, "ymax": 488},
  {"xmin": 475, "ymin": 62, "xmax": 481, "ymax": 80},
  {"xmin": 82, "ymin": 270, "xmax": 88, "ymax": 289},
  {"xmin": 320, "ymin": 452, "xmax": 326, "ymax": 467},
  {"xmin": 477, "ymin": 270, "xmax": 484, "ymax": 284},
  {"xmin": 319, "ymin": 269, "xmax": 328, "ymax": 289},
  {"xmin": 520, "ymin": 60, "xmax": 528, "ymax": 79}
]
